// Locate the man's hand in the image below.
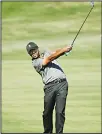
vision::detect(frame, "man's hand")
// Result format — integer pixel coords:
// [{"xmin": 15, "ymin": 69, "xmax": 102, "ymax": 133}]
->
[{"xmin": 63, "ymin": 45, "xmax": 73, "ymax": 53}]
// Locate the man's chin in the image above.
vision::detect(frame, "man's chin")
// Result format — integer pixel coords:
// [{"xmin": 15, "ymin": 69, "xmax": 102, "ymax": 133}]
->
[{"xmin": 32, "ymin": 56, "xmax": 39, "ymax": 59}]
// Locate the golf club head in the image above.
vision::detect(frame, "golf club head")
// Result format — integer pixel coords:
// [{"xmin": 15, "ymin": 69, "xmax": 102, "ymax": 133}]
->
[{"xmin": 90, "ymin": 0, "xmax": 94, "ymax": 7}]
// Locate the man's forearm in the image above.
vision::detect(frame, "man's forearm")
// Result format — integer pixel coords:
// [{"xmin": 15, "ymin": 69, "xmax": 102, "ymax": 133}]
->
[
  {"xmin": 43, "ymin": 46, "xmax": 72, "ymax": 66},
  {"xmin": 48, "ymin": 48, "xmax": 66, "ymax": 61}
]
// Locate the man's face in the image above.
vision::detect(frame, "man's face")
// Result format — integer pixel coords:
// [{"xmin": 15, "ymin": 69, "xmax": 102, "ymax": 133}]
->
[{"xmin": 29, "ymin": 49, "xmax": 40, "ymax": 59}]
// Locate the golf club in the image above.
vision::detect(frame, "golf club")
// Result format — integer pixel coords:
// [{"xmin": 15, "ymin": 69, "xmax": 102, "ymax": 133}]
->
[{"xmin": 65, "ymin": 1, "xmax": 94, "ymax": 56}]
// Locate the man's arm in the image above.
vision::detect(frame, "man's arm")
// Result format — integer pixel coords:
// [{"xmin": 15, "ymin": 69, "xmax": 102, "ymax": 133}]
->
[{"xmin": 42, "ymin": 46, "xmax": 72, "ymax": 66}]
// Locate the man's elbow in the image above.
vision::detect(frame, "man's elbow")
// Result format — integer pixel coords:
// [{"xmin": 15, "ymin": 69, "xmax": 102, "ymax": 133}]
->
[{"xmin": 42, "ymin": 58, "xmax": 51, "ymax": 66}]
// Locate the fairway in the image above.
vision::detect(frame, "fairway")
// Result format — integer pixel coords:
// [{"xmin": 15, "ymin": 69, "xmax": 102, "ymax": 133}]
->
[
  {"xmin": 2, "ymin": 59, "xmax": 101, "ymax": 133},
  {"xmin": 2, "ymin": 1, "xmax": 101, "ymax": 133}
]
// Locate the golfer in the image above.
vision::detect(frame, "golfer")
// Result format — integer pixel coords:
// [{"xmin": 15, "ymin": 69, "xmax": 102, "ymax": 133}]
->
[{"xmin": 26, "ymin": 42, "xmax": 72, "ymax": 133}]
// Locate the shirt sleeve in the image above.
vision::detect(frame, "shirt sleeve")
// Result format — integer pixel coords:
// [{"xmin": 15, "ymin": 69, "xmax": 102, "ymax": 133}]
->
[
  {"xmin": 44, "ymin": 50, "xmax": 52, "ymax": 57},
  {"xmin": 32, "ymin": 58, "xmax": 43, "ymax": 72}
]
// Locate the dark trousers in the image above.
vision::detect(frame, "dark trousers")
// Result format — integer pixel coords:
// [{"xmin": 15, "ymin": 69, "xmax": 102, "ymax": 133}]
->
[{"xmin": 43, "ymin": 79, "xmax": 68, "ymax": 133}]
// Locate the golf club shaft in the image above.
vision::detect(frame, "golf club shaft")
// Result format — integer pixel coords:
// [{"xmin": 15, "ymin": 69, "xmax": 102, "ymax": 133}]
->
[
  {"xmin": 65, "ymin": 3, "xmax": 94, "ymax": 56},
  {"xmin": 71, "ymin": 5, "xmax": 94, "ymax": 47}
]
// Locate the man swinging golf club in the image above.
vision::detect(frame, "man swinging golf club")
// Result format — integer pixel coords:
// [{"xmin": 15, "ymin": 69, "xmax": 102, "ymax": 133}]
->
[
  {"xmin": 26, "ymin": 42, "xmax": 72, "ymax": 133},
  {"xmin": 26, "ymin": 1, "xmax": 94, "ymax": 133}
]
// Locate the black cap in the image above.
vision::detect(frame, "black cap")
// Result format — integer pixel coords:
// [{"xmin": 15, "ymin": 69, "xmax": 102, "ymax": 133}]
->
[{"xmin": 26, "ymin": 42, "xmax": 38, "ymax": 54}]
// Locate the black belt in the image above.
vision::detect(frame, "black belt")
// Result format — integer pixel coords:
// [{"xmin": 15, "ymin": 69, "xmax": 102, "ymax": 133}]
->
[{"xmin": 46, "ymin": 78, "xmax": 66, "ymax": 85}]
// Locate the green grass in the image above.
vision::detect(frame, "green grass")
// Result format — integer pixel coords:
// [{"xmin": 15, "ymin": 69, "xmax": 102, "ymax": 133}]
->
[
  {"xmin": 2, "ymin": 2, "xmax": 100, "ymax": 19},
  {"xmin": 2, "ymin": 2, "xmax": 101, "ymax": 61},
  {"xmin": 2, "ymin": 1, "xmax": 101, "ymax": 133},
  {"xmin": 2, "ymin": 34, "xmax": 101, "ymax": 60},
  {"xmin": 2, "ymin": 59, "xmax": 101, "ymax": 133},
  {"xmin": 2, "ymin": 2, "xmax": 101, "ymax": 42}
]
